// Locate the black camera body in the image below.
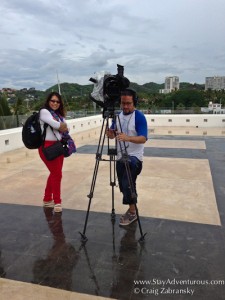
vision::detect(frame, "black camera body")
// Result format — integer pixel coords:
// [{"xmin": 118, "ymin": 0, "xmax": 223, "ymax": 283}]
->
[{"xmin": 89, "ymin": 64, "xmax": 130, "ymax": 113}]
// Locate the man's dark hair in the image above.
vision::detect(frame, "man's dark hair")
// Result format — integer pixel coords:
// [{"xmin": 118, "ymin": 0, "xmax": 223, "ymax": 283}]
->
[{"xmin": 121, "ymin": 88, "xmax": 138, "ymax": 106}]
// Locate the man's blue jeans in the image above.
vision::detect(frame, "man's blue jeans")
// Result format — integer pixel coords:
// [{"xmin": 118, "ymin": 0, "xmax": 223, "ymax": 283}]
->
[{"xmin": 116, "ymin": 156, "xmax": 143, "ymax": 205}]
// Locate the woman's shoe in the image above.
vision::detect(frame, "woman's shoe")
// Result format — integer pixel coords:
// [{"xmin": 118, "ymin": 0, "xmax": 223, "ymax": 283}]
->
[
  {"xmin": 54, "ymin": 204, "xmax": 62, "ymax": 213},
  {"xmin": 43, "ymin": 200, "xmax": 54, "ymax": 208}
]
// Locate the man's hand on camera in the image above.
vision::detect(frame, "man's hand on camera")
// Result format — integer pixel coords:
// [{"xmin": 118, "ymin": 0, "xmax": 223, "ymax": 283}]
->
[{"xmin": 106, "ymin": 129, "xmax": 115, "ymax": 139}]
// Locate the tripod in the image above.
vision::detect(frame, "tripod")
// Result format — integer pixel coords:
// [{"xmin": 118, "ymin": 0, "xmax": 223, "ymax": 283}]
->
[{"xmin": 79, "ymin": 108, "xmax": 146, "ymax": 243}]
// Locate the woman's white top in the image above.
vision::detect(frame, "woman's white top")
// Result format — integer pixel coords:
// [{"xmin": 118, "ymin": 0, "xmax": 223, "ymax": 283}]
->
[{"xmin": 39, "ymin": 108, "xmax": 63, "ymax": 141}]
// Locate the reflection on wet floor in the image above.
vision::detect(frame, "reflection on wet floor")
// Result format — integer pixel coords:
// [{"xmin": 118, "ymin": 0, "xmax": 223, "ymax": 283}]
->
[
  {"xmin": 0, "ymin": 203, "xmax": 225, "ymax": 299},
  {"xmin": 0, "ymin": 250, "xmax": 6, "ymax": 279},
  {"xmin": 32, "ymin": 208, "xmax": 79, "ymax": 290}
]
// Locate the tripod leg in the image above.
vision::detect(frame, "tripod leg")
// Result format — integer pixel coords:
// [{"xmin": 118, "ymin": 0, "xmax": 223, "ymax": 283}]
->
[
  {"xmin": 110, "ymin": 154, "xmax": 116, "ymax": 220},
  {"xmin": 134, "ymin": 204, "xmax": 147, "ymax": 243},
  {"xmin": 79, "ymin": 156, "xmax": 101, "ymax": 243},
  {"xmin": 79, "ymin": 119, "xmax": 107, "ymax": 243}
]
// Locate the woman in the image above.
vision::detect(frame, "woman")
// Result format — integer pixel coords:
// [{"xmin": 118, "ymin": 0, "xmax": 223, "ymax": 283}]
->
[{"xmin": 39, "ymin": 92, "xmax": 68, "ymax": 213}]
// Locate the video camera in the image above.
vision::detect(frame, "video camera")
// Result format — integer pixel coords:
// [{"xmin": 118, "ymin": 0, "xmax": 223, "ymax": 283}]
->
[{"xmin": 89, "ymin": 64, "xmax": 130, "ymax": 112}]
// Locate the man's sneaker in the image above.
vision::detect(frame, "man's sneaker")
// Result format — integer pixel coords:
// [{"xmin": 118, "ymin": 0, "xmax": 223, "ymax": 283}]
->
[
  {"xmin": 121, "ymin": 209, "xmax": 130, "ymax": 218},
  {"xmin": 43, "ymin": 200, "xmax": 54, "ymax": 208},
  {"xmin": 119, "ymin": 211, "xmax": 137, "ymax": 226}
]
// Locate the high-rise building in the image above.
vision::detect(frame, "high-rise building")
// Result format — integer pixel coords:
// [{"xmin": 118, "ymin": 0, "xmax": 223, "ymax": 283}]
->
[
  {"xmin": 159, "ymin": 76, "xmax": 179, "ymax": 94},
  {"xmin": 165, "ymin": 76, "xmax": 179, "ymax": 91},
  {"xmin": 205, "ymin": 76, "xmax": 225, "ymax": 90}
]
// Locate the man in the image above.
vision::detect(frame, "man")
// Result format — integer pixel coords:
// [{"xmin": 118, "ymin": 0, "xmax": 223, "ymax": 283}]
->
[{"xmin": 106, "ymin": 88, "xmax": 148, "ymax": 226}]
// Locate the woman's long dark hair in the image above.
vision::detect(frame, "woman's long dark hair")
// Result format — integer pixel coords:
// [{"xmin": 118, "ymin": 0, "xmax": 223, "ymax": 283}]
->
[{"xmin": 44, "ymin": 92, "xmax": 66, "ymax": 117}]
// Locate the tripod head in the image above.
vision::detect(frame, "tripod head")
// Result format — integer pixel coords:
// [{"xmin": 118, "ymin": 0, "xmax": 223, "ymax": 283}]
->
[{"xmin": 102, "ymin": 105, "xmax": 120, "ymax": 120}]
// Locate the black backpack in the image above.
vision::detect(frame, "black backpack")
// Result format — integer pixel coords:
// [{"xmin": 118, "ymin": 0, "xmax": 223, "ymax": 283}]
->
[{"xmin": 22, "ymin": 111, "xmax": 47, "ymax": 149}]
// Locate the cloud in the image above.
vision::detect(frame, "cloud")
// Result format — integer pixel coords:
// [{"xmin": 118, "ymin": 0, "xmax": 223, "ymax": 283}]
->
[{"xmin": 1, "ymin": 0, "xmax": 225, "ymax": 89}]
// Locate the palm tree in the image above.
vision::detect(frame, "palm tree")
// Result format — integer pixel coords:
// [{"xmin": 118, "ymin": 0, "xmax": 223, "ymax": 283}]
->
[
  {"xmin": 12, "ymin": 97, "xmax": 23, "ymax": 127},
  {"xmin": 0, "ymin": 94, "xmax": 12, "ymax": 129}
]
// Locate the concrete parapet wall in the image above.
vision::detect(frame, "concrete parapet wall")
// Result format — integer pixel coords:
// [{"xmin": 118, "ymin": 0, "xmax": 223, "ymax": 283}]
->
[
  {"xmin": 149, "ymin": 126, "xmax": 225, "ymax": 136},
  {"xmin": 0, "ymin": 115, "xmax": 102, "ymax": 154},
  {"xmin": 146, "ymin": 114, "xmax": 225, "ymax": 128},
  {"xmin": 146, "ymin": 114, "xmax": 225, "ymax": 137},
  {"xmin": 1, "ymin": 114, "xmax": 225, "ymax": 154},
  {"xmin": 0, "ymin": 127, "xmax": 103, "ymax": 164},
  {"xmin": 71, "ymin": 127, "xmax": 101, "ymax": 148}
]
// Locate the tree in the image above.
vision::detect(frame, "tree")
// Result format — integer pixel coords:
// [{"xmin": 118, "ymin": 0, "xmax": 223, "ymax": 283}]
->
[
  {"xmin": 168, "ymin": 90, "xmax": 205, "ymax": 108},
  {"xmin": 192, "ymin": 103, "xmax": 201, "ymax": 114},
  {"xmin": 0, "ymin": 94, "xmax": 12, "ymax": 129},
  {"xmin": 0, "ymin": 94, "xmax": 12, "ymax": 116},
  {"xmin": 12, "ymin": 97, "xmax": 23, "ymax": 127},
  {"xmin": 176, "ymin": 103, "xmax": 185, "ymax": 113}
]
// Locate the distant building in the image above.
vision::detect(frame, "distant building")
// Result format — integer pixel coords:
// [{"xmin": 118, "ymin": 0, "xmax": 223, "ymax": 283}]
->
[
  {"xmin": 1, "ymin": 88, "xmax": 16, "ymax": 93},
  {"xmin": 159, "ymin": 88, "xmax": 171, "ymax": 94},
  {"xmin": 159, "ymin": 76, "xmax": 179, "ymax": 94},
  {"xmin": 28, "ymin": 87, "xmax": 35, "ymax": 92},
  {"xmin": 208, "ymin": 102, "xmax": 221, "ymax": 111},
  {"xmin": 201, "ymin": 101, "xmax": 225, "ymax": 114},
  {"xmin": 205, "ymin": 76, "xmax": 225, "ymax": 91},
  {"xmin": 20, "ymin": 88, "xmax": 28, "ymax": 93},
  {"xmin": 165, "ymin": 76, "xmax": 180, "ymax": 91}
]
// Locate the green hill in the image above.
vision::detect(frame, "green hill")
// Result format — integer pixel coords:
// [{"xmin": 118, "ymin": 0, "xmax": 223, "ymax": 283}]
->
[
  {"xmin": 10, "ymin": 80, "xmax": 214, "ymax": 114},
  {"xmin": 46, "ymin": 81, "xmax": 205, "ymax": 97},
  {"xmin": 179, "ymin": 82, "xmax": 205, "ymax": 90},
  {"xmin": 46, "ymin": 82, "xmax": 93, "ymax": 97}
]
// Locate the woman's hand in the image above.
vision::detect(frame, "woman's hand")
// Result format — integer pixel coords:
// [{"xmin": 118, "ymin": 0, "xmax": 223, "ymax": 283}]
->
[{"xmin": 59, "ymin": 122, "xmax": 68, "ymax": 132}]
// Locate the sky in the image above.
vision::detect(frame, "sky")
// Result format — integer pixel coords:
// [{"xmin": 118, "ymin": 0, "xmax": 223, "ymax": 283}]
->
[{"xmin": 0, "ymin": 0, "xmax": 225, "ymax": 90}]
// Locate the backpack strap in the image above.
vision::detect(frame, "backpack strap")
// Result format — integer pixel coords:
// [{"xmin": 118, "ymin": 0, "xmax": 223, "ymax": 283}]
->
[
  {"xmin": 38, "ymin": 108, "xmax": 49, "ymax": 145},
  {"xmin": 42, "ymin": 123, "xmax": 49, "ymax": 144},
  {"xmin": 49, "ymin": 126, "xmax": 60, "ymax": 141}
]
